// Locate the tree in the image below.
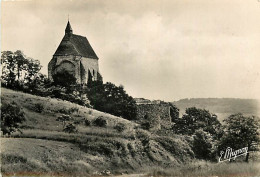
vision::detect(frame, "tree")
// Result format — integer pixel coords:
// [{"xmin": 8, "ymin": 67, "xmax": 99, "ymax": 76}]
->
[
  {"xmin": 193, "ymin": 129, "xmax": 214, "ymax": 160},
  {"xmin": 14, "ymin": 50, "xmax": 27, "ymax": 80},
  {"xmin": 172, "ymin": 107, "xmax": 223, "ymax": 139},
  {"xmin": 24, "ymin": 58, "xmax": 42, "ymax": 84},
  {"xmin": 1, "ymin": 102, "xmax": 26, "ymax": 135},
  {"xmin": 218, "ymin": 113, "xmax": 260, "ymax": 162},
  {"xmin": 1, "ymin": 50, "xmax": 42, "ymax": 90},
  {"xmin": 1, "ymin": 51, "xmax": 17, "ymax": 87},
  {"xmin": 86, "ymin": 81, "xmax": 137, "ymax": 120},
  {"xmin": 169, "ymin": 103, "xmax": 179, "ymax": 121}
]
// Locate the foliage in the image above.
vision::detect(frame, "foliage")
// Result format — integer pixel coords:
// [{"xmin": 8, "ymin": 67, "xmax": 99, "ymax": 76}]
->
[
  {"xmin": 141, "ymin": 121, "xmax": 153, "ymax": 130},
  {"xmin": 135, "ymin": 128, "xmax": 151, "ymax": 141},
  {"xmin": 48, "ymin": 86, "xmax": 92, "ymax": 107},
  {"xmin": 63, "ymin": 123, "xmax": 78, "ymax": 134},
  {"xmin": 56, "ymin": 114, "xmax": 72, "ymax": 128},
  {"xmin": 218, "ymin": 113, "xmax": 260, "ymax": 162},
  {"xmin": 93, "ymin": 116, "xmax": 107, "ymax": 127},
  {"xmin": 1, "ymin": 50, "xmax": 42, "ymax": 91},
  {"xmin": 69, "ymin": 107, "xmax": 79, "ymax": 113},
  {"xmin": 86, "ymin": 81, "xmax": 137, "ymax": 120},
  {"xmin": 84, "ymin": 119, "xmax": 91, "ymax": 126},
  {"xmin": 169, "ymin": 103, "xmax": 180, "ymax": 121},
  {"xmin": 114, "ymin": 123, "xmax": 127, "ymax": 132},
  {"xmin": 24, "ymin": 58, "xmax": 42, "ymax": 83},
  {"xmin": 34, "ymin": 103, "xmax": 44, "ymax": 113},
  {"xmin": 192, "ymin": 129, "xmax": 214, "ymax": 160},
  {"xmin": 1, "ymin": 51, "xmax": 23, "ymax": 87},
  {"xmin": 1, "ymin": 102, "xmax": 26, "ymax": 135},
  {"xmin": 1, "ymin": 51, "xmax": 91, "ymax": 107},
  {"xmin": 172, "ymin": 107, "xmax": 223, "ymax": 139},
  {"xmin": 52, "ymin": 69, "xmax": 77, "ymax": 88}
]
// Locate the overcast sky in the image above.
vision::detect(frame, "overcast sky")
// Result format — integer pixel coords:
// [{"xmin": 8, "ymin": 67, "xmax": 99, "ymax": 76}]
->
[{"xmin": 2, "ymin": 0, "xmax": 260, "ymax": 101}]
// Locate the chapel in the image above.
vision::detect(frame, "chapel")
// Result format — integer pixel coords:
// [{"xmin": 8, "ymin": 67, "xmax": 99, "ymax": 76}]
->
[{"xmin": 48, "ymin": 21, "xmax": 102, "ymax": 84}]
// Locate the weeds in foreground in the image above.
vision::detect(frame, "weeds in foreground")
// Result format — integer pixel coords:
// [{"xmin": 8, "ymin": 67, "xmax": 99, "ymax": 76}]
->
[{"xmin": 146, "ymin": 161, "xmax": 260, "ymax": 177}]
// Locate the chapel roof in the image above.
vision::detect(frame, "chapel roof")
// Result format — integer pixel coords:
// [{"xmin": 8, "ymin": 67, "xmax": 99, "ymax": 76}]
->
[{"xmin": 53, "ymin": 21, "xmax": 99, "ymax": 59}]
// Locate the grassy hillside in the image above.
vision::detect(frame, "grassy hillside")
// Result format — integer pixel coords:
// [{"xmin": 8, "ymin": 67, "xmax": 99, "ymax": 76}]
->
[
  {"xmin": 1, "ymin": 88, "xmax": 194, "ymax": 176},
  {"xmin": 173, "ymin": 98, "xmax": 260, "ymax": 121}
]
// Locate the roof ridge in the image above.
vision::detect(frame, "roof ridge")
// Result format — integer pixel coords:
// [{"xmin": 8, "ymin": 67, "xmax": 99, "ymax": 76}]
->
[{"xmin": 54, "ymin": 31, "xmax": 98, "ymax": 59}]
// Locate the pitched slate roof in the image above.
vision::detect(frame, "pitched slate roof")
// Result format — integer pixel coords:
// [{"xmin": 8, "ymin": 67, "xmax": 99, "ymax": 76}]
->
[{"xmin": 54, "ymin": 22, "xmax": 98, "ymax": 59}]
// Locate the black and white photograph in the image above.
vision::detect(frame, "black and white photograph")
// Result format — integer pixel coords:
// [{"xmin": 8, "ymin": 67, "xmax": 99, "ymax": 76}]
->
[{"xmin": 1, "ymin": 0, "xmax": 260, "ymax": 176}]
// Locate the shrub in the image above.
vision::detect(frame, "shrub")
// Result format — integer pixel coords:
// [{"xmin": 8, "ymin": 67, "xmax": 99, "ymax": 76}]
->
[
  {"xmin": 84, "ymin": 119, "xmax": 91, "ymax": 126},
  {"xmin": 56, "ymin": 114, "xmax": 72, "ymax": 128},
  {"xmin": 93, "ymin": 116, "xmax": 107, "ymax": 127},
  {"xmin": 114, "ymin": 123, "xmax": 127, "ymax": 132},
  {"xmin": 141, "ymin": 121, "xmax": 152, "ymax": 130},
  {"xmin": 73, "ymin": 120, "xmax": 81, "ymax": 125},
  {"xmin": 52, "ymin": 69, "xmax": 77, "ymax": 87},
  {"xmin": 69, "ymin": 107, "xmax": 79, "ymax": 113},
  {"xmin": 135, "ymin": 129, "xmax": 151, "ymax": 140},
  {"xmin": 192, "ymin": 129, "xmax": 214, "ymax": 160},
  {"xmin": 34, "ymin": 103, "xmax": 44, "ymax": 113},
  {"xmin": 63, "ymin": 123, "xmax": 78, "ymax": 134},
  {"xmin": 1, "ymin": 102, "xmax": 25, "ymax": 135},
  {"xmin": 58, "ymin": 107, "xmax": 70, "ymax": 114},
  {"xmin": 135, "ymin": 129, "xmax": 151, "ymax": 146}
]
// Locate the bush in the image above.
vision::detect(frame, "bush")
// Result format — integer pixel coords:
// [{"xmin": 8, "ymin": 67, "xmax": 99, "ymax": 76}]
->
[
  {"xmin": 141, "ymin": 121, "xmax": 153, "ymax": 130},
  {"xmin": 192, "ymin": 129, "xmax": 214, "ymax": 160},
  {"xmin": 135, "ymin": 129, "xmax": 151, "ymax": 140},
  {"xmin": 1, "ymin": 102, "xmax": 25, "ymax": 135},
  {"xmin": 73, "ymin": 120, "xmax": 81, "ymax": 125},
  {"xmin": 52, "ymin": 69, "xmax": 77, "ymax": 87},
  {"xmin": 93, "ymin": 116, "xmax": 107, "ymax": 127},
  {"xmin": 114, "ymin": 123, "xmax": 126, "ymax": 132},
  {"xmin": 34, "ymin": 103, "xmax": 44, "ymax": 113},
  {"xmin": 84, "ymin": 119, "xmax": 91, "ymax": 126},
  {"xmin": 56, "ymin": 114, "xmax": 72, "ymax": 128},
  {"xmin": 58, "ymin": 107, "xmax": 70, "ymax": 114},
  {"xmin": 63, "ymin": 123, "xmax": 78, "ymax": 133},
  {"xmin": 69, "ymin": 107, "xmax": 79, "ymax": 113},
  {"xmin": 135, "ymin": 129, "xmax": 151, "ymax": 146}
]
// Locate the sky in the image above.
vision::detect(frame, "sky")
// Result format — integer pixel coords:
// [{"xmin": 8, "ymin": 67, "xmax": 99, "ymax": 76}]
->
[{"xmin": 1, "ymin": 0, "xmax": 260, "ymax": 101}]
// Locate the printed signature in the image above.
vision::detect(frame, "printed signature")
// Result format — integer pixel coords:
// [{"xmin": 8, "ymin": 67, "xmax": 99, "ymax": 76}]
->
[{"xmin": 218, "ymin": 147, "xmax": 248, "ymax": 162}]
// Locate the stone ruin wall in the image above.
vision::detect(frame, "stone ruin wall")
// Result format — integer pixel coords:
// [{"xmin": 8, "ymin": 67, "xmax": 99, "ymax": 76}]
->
[{"xmin": 136, "ymin": 103, "xmax": 172, "ymax": 130}]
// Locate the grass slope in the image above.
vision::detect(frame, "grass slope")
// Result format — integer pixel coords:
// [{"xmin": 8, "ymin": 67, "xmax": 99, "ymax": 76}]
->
[
  {"xmin": 1, "ymin": 88, "xmax": 194, "ymax": 176},
  {"xmin": 173, "ymin": 98, "xmax": 260, "ymax": 121}
]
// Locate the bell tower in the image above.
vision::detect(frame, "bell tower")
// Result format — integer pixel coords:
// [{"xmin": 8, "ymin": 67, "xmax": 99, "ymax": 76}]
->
[{"xmin": 65, "ymin": 20, "xmax": 73, "ymax": 35}]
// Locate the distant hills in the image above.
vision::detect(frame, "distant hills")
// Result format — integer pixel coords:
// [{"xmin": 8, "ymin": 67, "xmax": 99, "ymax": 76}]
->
[{"xmin": 172, "ymin": 98, "xmax": 260, "ymax": 121}]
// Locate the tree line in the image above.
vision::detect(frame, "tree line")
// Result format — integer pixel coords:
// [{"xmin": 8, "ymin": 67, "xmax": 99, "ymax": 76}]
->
[{"xmin": 171, "ymin": 107, "xmax": 260, "ymax": 162}]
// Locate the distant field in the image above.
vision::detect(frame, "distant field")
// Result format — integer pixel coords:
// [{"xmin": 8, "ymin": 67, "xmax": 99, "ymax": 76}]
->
[{"xmin": 173, "ymin": 98, "xmax": 260, "ymax": 121}]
